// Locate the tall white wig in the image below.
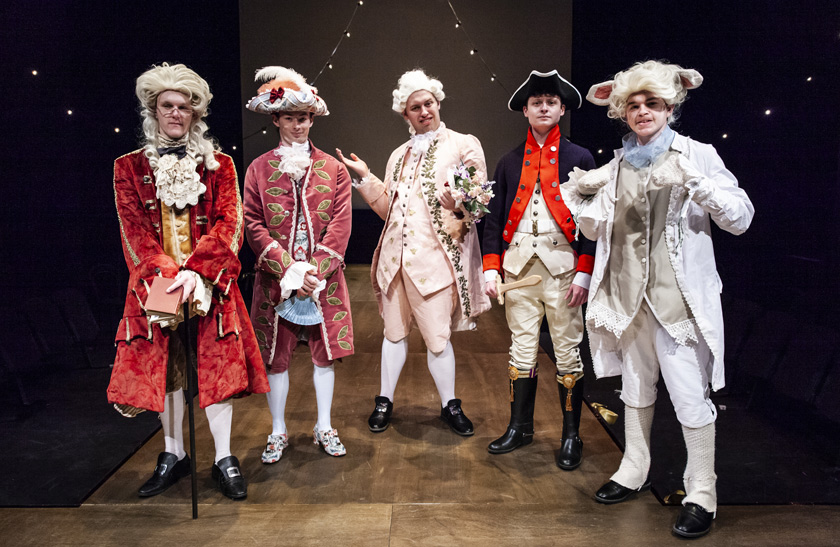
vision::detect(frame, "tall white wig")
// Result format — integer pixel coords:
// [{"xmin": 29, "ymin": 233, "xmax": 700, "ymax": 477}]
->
[
  {"xmin": 391, "ymin": 69, "xmax": 445, "ymax": 114},
  {"xmin": 135, "ymin": 63, "xmax": 220, "ymax": 171},
  {"xmin": 586, "ymin": 60, "xmax": 703, "ymax": 124}
]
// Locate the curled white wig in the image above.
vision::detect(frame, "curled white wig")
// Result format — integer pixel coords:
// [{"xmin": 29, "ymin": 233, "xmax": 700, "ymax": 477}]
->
[
  {"xmin": 587, "ymin": 60, "xmax": 703, "ymax": 124},
  {"xmin": 135, "ymin": 63, "xmax": 220, "ymax": 170},
  {"xmin": 391, "ymin": 69, "xmax": 445, "ymax": 114}
]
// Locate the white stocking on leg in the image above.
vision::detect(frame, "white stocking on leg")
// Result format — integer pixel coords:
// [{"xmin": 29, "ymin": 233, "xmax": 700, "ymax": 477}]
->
[
  {"xmin": 161, "ymin": 389, "xmax": 186, "ymax": 460},
  {"xmin": 266, "ymin": 370, "xmax": 290, "ymax": 435},
  {"xmin": 611, "ymin": 404, "xmax": 655, "ymax": 490},
  {"xmin": 313, "ymin": 364, "xmax": 335, "ymax": 432},
  {"xmin": 682, "ymin": 422, "xmax": 717, "ymax": 513},
  {"xmin": 380, "ymin": 337, "xmax": 408, "ymax": 402},
  {"xmin": 205, "ymin": 400, "xmax": 233, "ymax": 464},
  {"xmin": 427, "ymin": 341, "xmax": 456, "ymax": 407}
]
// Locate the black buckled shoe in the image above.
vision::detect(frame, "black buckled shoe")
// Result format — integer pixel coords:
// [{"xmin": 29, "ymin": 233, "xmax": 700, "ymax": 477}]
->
[
  {"xmin": 138, "ymin": 452, "xmax": 191, "ymax": 498},
  {"xmin": 368, "ymin": 396, "xmax": 393, "ymax": 433},
  {"xmin": 488, "ymin": 425, "xmax": 534, "ymax": 453},
  {"xmin": 593, "ymin": 479, "xmax": 651, "ymax": 505},
  {"xmin": 441, "ymin": 398, "xmax": 474, "ymax": 436},
  {"xmin": 672, "ymin": 503, "xmax": 714, "ymax": 538},
  {"xmin": 211, "ymin": 455, "xmax": 247, "ymax": 500}
]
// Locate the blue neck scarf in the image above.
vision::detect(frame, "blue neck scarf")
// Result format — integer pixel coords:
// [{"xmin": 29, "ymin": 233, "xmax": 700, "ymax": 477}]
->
[{"xmin": 622, "ymin": 125, "xmax": 675, "ymax": 168}]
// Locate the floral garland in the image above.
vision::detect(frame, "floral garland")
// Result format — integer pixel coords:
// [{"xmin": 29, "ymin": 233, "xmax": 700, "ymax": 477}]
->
[{"xmin": 419, "ymin": 140, "xmax": 472, "ymax": 317}]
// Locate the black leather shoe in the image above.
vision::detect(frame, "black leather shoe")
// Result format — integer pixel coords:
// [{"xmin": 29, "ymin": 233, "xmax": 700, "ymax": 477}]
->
[
  {"xmin": 368, "ymin": 396, "xmax": 393, "ymax": 433},
  {"xmin": 440, "ymin": 399, "xmax": 474, "ymax": 436},
  {"xmin": 593, "ymin": 479, "xmax": 651, "ymax": 504},
  {"xmin": 556, "ymin": 436, "xmax": 583, "ymax": 470},
  {"xmin": 488, "ymin": 425, "xmax": 534, "ymax": 454},
  {"xmin": 672, "ymin": 503, "xmax": 714, "ymax": 538},
  {"xmin": 211, "ymin": 455, "xmax": 247, "ymax": 500},
  {"xmin": 138, "ymin": 452, "xmax": 190, "ymax": 498}
]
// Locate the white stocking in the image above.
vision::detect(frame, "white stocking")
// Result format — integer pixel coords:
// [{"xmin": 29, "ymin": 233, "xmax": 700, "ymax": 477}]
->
[
  {"xmin": 427, "ymin": 341, "xmax": 456, "ymax": 407},
  {"xmin": 611, "ymin": 404, "xmax": 655, "ymax": 490},
  {"xmin": 682, "ymin": 422, "xmax": 717, "ymax": 512},
  {"xmin": 266, "ymin": 370, "xmax": 290, "ymax": 435},
  {"xmin": 380, "ymin": 337, "xmax": 408, "ymax": 402},
  {"xmin": 313, "ymin": 364, "xmax": 335, "ymax": 432},
  {"xmin": 161, "ymin": 389, "xmax": 186, "ymax": 460},
  {"xmin": 205, "ymin": 400, "xmax": 233, "ymax": 464}
]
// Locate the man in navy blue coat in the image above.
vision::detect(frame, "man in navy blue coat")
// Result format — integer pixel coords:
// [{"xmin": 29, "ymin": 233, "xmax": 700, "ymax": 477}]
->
[{"xmin": 482, "ymin": 70, "xmax": 596, "ymax": 470}]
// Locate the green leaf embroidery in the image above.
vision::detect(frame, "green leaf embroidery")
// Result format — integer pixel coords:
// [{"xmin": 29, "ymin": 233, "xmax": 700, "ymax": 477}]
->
[
  {"xmin": 281, "ymin": 251, "xmax": 293, "ymax": 268},
  {"xmin": 268, "ymin": 160, "xmax": 280, "ymax": 168},
  {"xmin": 314, "ymin": 170, "xmax": 330, "ymax": 180},
  {"xmin": 337, "ymin": 325, "xmax": 348, "ymax": 340},
  {"xmin": 262, "ymin": 286, "xmax": 271, "ymax": 300},
  {"xmin": 255, "ymin": 330, "xmax": 267, "ymax": 344},
  {"xmin": 332, "ymin": 311, "xmax": 347, "ymax": 321},
  {"xmin": 266, "ymin": 259, "xmax": 284, "ymax": 273},
  {"xmin": 313, "ymin": 159, "xmax": 326, "ymax": 169},
  {"xmin": 309, "ymin": 257, "xmax": 318, "ymax": 267},
  {"xmin": 317, "ymin": 212, "xmax": 330, "ymax": 221},
  {"xmin": 269, "ymin": 214, "xmax": 286, "ymax": 226},
  {"xmin": 257, "ymin": 316, "xmax": 269, "ymax": 325},
  {"xmin": 267, "ymin": 170, "xmax": 283, "ymax": 182},
  {"xmin": 317, "ymin": 200, "xmax": 332, "ymax": 211},
  {"xmin": 269, "ymin": 230, "xmax": 282, "ymax": 240},
  {"xmin": 259, "ymin": 302, "xmax": 270, "ymax": 310},
  {"xmin": 338, "ymin": 341, "xmax": 352, "ymax": 351},
  {"xmin": 314, "ymin": 185, "xmax": 331, "ymax": 193},
  {"xmin": 327, "ymin": 282, "xmax": 338, "ymax": 296},
  {"xmin": 327, "ymin": 297, "xmax": 342, "ymax": 306},
  {"xmin": 319, "ymin": 257, "xmax": 331, "ymax": 274},
  {"xmin": 266, "ymin": 187, "xmax": 288, "ymax": 196},
  {"xmin": 267, "ymin": 203, "xmax": 285, "ymax": 213}
]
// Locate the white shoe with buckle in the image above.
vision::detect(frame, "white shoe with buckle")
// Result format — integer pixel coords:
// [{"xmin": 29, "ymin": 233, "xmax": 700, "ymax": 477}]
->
[
  {"xmin": 313, "ymin": 427, "xmax": 346, "ymax": 457},
  {"xmin": 261, "ymin": 433, "xmax": 289, "ymax": 464}
]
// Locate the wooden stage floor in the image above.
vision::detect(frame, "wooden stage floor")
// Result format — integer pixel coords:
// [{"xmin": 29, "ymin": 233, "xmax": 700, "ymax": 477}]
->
[{"xmin": 2, "ymin": 265, "xmax": 837, "ymax": 546}]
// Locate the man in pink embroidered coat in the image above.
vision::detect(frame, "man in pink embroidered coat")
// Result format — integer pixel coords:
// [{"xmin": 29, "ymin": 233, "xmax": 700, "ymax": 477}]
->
[
  {"xmin": 108, "ymin": 63, "xmax": 269, "ymax": 501},
  {"xmin": 338, "ymin": 69, "xmax": 491, "ymax": 437},
  {"xmin": 244, "ymin": 66, "xmax": 353, "ymax": 460}
]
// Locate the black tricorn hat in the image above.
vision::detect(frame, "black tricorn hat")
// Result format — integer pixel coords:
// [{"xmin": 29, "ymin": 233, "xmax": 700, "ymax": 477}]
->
[{"xmin": 508, "ymin": 69, "xmax": 582, "ymax": 111}]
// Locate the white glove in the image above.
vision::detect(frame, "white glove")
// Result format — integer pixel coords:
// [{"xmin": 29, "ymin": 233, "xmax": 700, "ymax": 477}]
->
[
  {"xmin": 650, "ymin": 154, "xmax": 704, "ymax": 188},
  {"xmin": 573, "ymin": 164, "xmax": 611, "ymax": 195}
]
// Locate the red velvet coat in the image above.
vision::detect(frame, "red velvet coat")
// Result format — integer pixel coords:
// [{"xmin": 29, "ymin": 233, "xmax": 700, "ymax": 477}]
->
[
  {"xmin": 107, "ymin": 150, "xmax": 269, "ymax": 411},
  {"xmin": 243, "ymin": 144, "xmax": 354, "ymax": 363}
]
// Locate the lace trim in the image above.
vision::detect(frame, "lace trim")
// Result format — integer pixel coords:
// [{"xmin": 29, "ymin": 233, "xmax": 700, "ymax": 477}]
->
[
  {"xmin": 587, "ymin": 300, "xmax": 632, "ymax": 338},
  {"xmin": 154, "ymin": 153, "xmax": 206, "ymax": 208},
  {"xmin": 663, "ymin": 318, "xmax": 699, "ymax": 346}
]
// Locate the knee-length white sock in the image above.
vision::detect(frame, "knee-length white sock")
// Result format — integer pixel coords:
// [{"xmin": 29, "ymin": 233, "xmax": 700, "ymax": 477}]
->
[
  {"xmin": 611, "ymin": 404, "xmax": 655, "ymax": 490},
  {"xmin": 161, "ymin": 389, "xmax": 186, "ymax": 460},
  {"xmin": 205, "ymin": 400, "xmax": 233, "ymax": 464},
  {"xmin": 313, "ymin": 364, "xmax": 335, "ymax": 431},
  {"xmin": 427, "ymin": 341, "xmax": 456, "ymax": 407},
  {"xmin": 266, "ymin": 370, "xmax": 290, "ymax": 435},
  {"xmin": 682, "ymin": 422, "xmax": 717, "ymax": 513},
  {"xmin": 380, "ymin": 337, "xmax": 408, "ymax": 402}
]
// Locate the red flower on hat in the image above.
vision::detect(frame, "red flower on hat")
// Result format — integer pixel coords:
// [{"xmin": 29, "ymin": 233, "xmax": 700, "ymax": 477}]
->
[{"xmin": 269, "ymin": 87, "xmax": 285, "ymax": 103}]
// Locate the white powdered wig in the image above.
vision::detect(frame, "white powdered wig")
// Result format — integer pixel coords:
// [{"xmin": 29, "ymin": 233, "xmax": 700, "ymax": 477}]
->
[
  {"xmin": 587, "ymin": 60, "xmax": 703, "ymax": 124},
  {"xmin": 135, "ymin": 63, "xmax": 220, "ymax": 171},
  {"xmin": 391, "ymin": 69, "xmax": 445, "ymax": 114}
]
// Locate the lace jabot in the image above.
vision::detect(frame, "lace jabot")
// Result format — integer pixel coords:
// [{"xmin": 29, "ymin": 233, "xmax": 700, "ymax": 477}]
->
[
  {"xmin": 154, "ymin": 135, "xmax": 206, "ymax": 209},
  {"xmin": 409, "ymin": 123, "xmax": 444, "ymax": 156},
  {"xmin": 273, "ymin": 141, "xmax": 312, "ymax": 181}
]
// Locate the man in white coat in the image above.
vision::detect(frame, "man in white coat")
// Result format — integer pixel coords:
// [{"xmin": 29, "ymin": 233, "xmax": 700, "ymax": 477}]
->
[{"xmin": 566, "ymin": 61, "xmax": 753, "ymax": 539}]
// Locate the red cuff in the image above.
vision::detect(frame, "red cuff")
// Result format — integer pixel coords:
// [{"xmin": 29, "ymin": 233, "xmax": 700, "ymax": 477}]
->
[
  {"xmin": 576, "ymin": 253, "xmax": 595, "ymax": 275},
  {"xmin": 483, "ymin": 254, "xmax": 501, "ymax": 273}
]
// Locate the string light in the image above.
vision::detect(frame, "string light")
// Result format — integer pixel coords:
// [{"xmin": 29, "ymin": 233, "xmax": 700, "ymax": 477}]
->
[
  {"xmin": 344, "ymin": 31, "xmax": 351, "ymax": 37},
  {"xmin": 357, "ymin": 0, "xmax": 363, "ymax": 4},
  {"xmin": 262, "ymin": 129, "xmax": 267, "ymax": 134},
  {"xmin": 310, "ymin": 1, "xmax": 363, "ymax": 85},
  {"xmin": 447, "ymin": 0, "xmax": 510, "ymax": 95},
  {"xmin": 232, "ymin": 145, "xmax": 237, "ymax": 150},
  {"xmin": 31, "ymin": 70, "xmax": 38, "ymax": 76},
  {"xmin": 722, "ymin": 133, "xmax": 728, "ymax": 139},
  {"xmin": 597, "ymin": 149, "xmax": 603, "ymax": 154},
  {"xmin": 806, "ymin": 76, "xmax": 812, "ymax": 82},
  {"xmin": 114, "ymin": 127, "xmax": 120, "ymax": 133},
  {"xmin": 764, "ymin": 109, "xmax": 771, "ymax": 115},
  {"xmin": 328, "ymin": 63, "xmax": 333, "ymax": 69},
  {"xmin": 67, "ymin": 110, "xmax": 73, "ymax": 115}
]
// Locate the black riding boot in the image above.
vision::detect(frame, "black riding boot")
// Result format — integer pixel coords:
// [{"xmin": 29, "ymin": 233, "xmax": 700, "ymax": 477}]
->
[
  {"xmin": 488, "ymin": 375, "xmax": 538, "ymax": 454},
  {"xmin": 557, "ymin": 375, "xmax": 584, "ymax": 470}
]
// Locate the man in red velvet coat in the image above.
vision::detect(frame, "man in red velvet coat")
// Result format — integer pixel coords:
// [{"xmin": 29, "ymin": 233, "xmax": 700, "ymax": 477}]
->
[
  {"xmin": 243, "ymin": 66, "xmax": 354, "ymax": 462},
  {"xmin": 107, "ymin": 63, "xmax": 269, "ymax": 501}
]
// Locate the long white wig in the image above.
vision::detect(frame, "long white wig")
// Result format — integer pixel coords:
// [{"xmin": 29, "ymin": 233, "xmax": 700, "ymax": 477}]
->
[
  {"xmin": 135, "ymin": 63, "xmax": 220, "ymax": 170},
  {"xmin": 391, "ymin": 69, "xmax": 445, "ymax": 114}
]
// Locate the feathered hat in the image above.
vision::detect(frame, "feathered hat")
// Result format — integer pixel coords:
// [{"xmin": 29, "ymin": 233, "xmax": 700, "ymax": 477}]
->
[{"xmin": 246, "ymin": 66, "xmax": 329, "ymax": 116}]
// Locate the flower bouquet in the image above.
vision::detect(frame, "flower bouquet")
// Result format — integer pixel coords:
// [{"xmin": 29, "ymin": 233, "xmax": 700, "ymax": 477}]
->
[{"xmin": 446, "ymin": 163, "xmax": 495, "ymax": 222}]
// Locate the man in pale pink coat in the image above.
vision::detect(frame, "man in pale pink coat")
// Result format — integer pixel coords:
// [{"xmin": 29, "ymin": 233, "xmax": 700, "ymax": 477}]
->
[{"xmin": 338, "ymin": 69, "xmax": 490, "ymax": 436}]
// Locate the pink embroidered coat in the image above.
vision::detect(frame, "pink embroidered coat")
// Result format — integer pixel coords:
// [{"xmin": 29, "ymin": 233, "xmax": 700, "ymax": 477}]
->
[
  {"xmin": 107, "ymin": 150, "xmax": 270, "ymax": 412},
  {"xmin": 243, "ymin": 144, "xmax": 354, "ymax": 364}
]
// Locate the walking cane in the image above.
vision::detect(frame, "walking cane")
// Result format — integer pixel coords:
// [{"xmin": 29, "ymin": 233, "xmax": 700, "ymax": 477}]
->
[{"xmin": 181, "ymin": 302, "xmax": 199, "ymax": 519}]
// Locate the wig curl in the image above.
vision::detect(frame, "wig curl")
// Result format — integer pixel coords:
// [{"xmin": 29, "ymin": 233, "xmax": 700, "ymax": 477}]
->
[
  {"xmin": 391, "ymin": 69, "xmax": 445, "ymax": 114},
  {"xmin": 591, "ymin": 61, "xmax": 703, "ymax": 124},
  {"xmin": 135, "ymin": 63, "xmax": 220, "ymax": 170}
]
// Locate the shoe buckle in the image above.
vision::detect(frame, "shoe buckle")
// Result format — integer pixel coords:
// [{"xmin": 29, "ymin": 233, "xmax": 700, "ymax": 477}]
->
[
  {"xmin": 226, "ymin": 467, "xmax": 242, "ymax": 478},
  {"xmin": 156, "ymin": 463, "xmax": 168, "ymax": 475}
]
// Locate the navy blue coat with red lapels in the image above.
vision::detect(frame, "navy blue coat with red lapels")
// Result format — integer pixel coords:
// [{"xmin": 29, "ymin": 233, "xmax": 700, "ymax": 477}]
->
[{"xmin": 483, "ymin": 125, "xmax": 596, "ymax": 276}]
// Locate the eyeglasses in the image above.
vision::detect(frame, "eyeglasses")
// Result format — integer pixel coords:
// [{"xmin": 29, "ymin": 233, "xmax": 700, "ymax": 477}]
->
[{"xmin": 157, "ymin": 104, "xmax": 193, "ymax": 118}]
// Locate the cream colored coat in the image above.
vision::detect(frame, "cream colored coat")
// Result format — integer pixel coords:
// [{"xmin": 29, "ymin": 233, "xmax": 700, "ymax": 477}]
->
[
  {"xmin": 566, "ymin": 134, "xmax": 753, "ymax": 390},
  {"xmin": 356, "ymin": 124, "xmax": 491, "ymax": 330}
]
